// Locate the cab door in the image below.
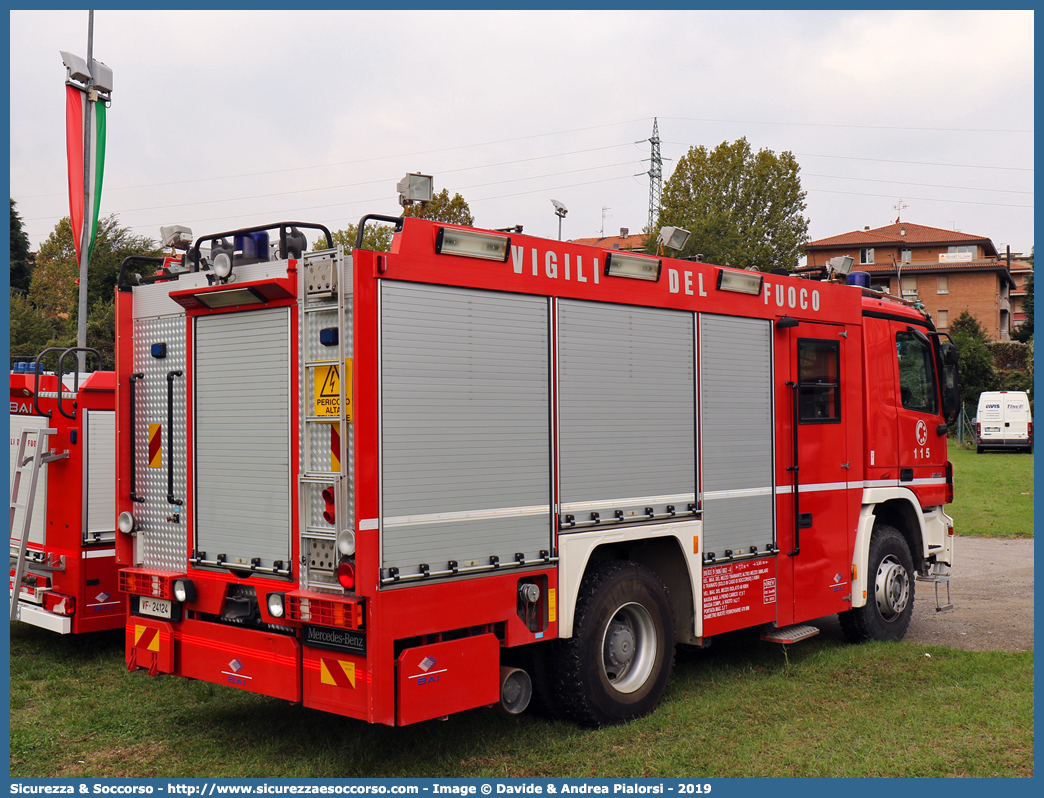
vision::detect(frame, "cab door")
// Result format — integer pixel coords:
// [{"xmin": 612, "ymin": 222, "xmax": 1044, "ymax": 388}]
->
[
  {"xmin": 891, "ymin": 322, "xmax": 948, "ymax": 506},
  {"xmin": 784, "ymin": 323, "xmax": 857, "ymax": 624}
]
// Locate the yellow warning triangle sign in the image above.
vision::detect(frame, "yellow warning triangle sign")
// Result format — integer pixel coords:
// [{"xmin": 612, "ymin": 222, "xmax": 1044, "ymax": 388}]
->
[{"xmin": 318, "ymin": 365, "xmax": 339, "ymax": 399}]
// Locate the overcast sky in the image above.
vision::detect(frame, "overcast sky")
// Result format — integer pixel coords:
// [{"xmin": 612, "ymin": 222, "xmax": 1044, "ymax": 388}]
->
[{"xmin": 9, "ymin": 9, "xmax": 1035, "ymax": 262}]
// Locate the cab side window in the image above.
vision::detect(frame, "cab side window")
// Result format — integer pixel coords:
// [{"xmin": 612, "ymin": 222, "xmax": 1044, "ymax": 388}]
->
[
  {"xmin": 896, "ymin": 331, "xmax": 938, "ymax": 414},
  {"xmin": 798, "ymin": 339, "xmax": 840, "ymax": 423}
]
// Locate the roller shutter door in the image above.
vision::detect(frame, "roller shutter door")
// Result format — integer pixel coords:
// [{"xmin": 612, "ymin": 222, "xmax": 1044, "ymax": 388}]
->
[
  {"xmin": 84, "ymin": 410, "xmax": 116, "ymax": 539},
  {"xmin": 194, "ymin": 307, "xmax": 292, "ymax": 570},
  {"xmin": 699, "ymin": 314, "xmax": 775, "ymax": 555},
  {"xmin": 380, "ymin": 282, "xmax": 552, "ymax": 580},
  {"xmin": 557, "ymin": 300, "xmax": 696, "ymax": 525}
]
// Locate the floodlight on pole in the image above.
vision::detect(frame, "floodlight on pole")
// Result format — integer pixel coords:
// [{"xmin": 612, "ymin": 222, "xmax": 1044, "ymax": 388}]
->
[
  {"xmin": 397, "ymin": 173, "xmax": 433, "ymax": 207},
  {"xmin": 656, "ymin": 226, "xmax": 691, "ymax": 253},
  {"xmin": 551, "ymin": 199, "xmax": 568, "ymax": 241}
]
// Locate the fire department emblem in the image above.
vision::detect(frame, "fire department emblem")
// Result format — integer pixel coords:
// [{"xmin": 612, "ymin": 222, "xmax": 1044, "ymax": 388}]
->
[{"xmin": 915, "ymin": 420, "xmax": 928, "ymax": 446}]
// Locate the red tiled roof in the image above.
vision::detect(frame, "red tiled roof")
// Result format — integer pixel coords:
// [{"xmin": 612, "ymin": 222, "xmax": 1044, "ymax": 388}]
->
[
  {"xmin": 852, "ymin": 259, "xmax": 1016, "ymax": 288},
  {"xmin": 854, "ymin": 260, "xmax": 1005, "ymax": 274},
  {"xmin": 570, "ymin": 233, "xmax": 647, "ymax": 250},
  {"xmin": 807, "ymin": 222, "xmax": 996, "ymax": 256}
]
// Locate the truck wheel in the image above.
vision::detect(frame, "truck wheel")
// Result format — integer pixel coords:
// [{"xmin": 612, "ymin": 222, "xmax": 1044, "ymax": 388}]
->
[
  {"xmin": 976, "ymin": 445, "xmax": 984, "ymax": 454},
  {"xmin": 550, "ymin": 560, "xmax": 675, "ymax": 727},
  {"xmin": 838, "ymin": 525, "xmax": 914, "ymax": 643}
]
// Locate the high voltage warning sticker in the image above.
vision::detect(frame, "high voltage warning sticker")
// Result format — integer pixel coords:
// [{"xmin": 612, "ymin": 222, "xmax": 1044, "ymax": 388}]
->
[{"xmin": 313, "ymin": 359, "xmax": 353, "ymax": 421}]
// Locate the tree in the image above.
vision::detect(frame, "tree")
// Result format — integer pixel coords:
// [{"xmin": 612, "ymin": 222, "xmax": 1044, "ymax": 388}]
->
[
  {"xmin": 949, "ymin": 309, "xmax": 989, "ymax": 341},
  {"xmin": 313, "ymin": 223, "xmax": 396, "ymax": 254},
  {"xmin": 650, "ymin": 138, "xmax": 808, "ymax": 271},
  {"xmin": 949, "ymin": 310, "xmax": 997, "ymax": 403},
  {"xmin": 402, "ymin": 188, "xmax": 474, "ymax": 226},
  {"xmin": 12, "ymin": 214, "xmax": 158, "ymax": 367},
  {"xmin": 10, "ymin": 198, "xmax": 33, "ymax": 294},
  {"xmin": 9, "ymin": 293, "xmax": 56, "ymax": 360}
]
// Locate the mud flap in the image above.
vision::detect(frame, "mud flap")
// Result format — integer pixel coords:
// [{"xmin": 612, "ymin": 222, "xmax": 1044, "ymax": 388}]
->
[{"xmin": 126, "ymin": 617, "xmax": 174, "ymax": 675}]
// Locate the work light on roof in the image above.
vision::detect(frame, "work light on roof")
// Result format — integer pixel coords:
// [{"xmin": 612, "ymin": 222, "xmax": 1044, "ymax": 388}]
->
[
  {"xmin": 397, "ymin": 173, "xmax": 434, "ymax": 206},
  {"xmin": 435, "ymin": 228, "xmax": 511, "ymax": 262},
  {"xmin": 826, "ymin": 255, "xmax": 855, "ymax": 277},
  {"xmin": 657, "ymin": 226, "xmax": 691, "ymax": 252},
  {"xmin": 604, "ymin": 251, "xmax": 662, "ymax": 282},
  {"xmin": 716, "ymin": 269, "xmax": 764, "ymax": 296},
  {"xmin": 160, "ymin": 225, "xmax": 193, "ymax": 251}
]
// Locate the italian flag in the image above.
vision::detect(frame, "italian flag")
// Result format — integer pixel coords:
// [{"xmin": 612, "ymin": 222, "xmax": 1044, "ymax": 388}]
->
[{"xmin": 65, "ymin": 84, "xmax": 107, "ymax": 266}]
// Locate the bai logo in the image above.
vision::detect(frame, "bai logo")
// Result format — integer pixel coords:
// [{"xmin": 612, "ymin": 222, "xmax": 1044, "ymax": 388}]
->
[
  {"xmin": 410, "ymin": 654, "xmax": 446, "ymax": 686},
  {"xmin": 222, "ymin": 658, "xmax": 252, "ymax": 686}
]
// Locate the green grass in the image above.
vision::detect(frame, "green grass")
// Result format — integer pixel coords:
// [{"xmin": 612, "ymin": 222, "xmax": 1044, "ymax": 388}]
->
[
  {"xmin": 947, "ymin": 439, "xmax": 1034, "ymax": 538},
  {"xmin": 10, "ymin": 623, "xmax": 1033, "ymax": 779}
]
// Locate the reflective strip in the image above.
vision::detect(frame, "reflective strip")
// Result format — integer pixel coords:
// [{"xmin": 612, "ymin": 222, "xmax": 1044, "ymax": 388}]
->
[
  {"xmin": 383, "ymin": 504, "xmax": 550, "ymax": 529},
  {"xmin": 560, "ymin": 493, "xmax": 696, "ymax": 513},
  {"xmin": 703, "ymin": 487, "xmax": 772, "ymax": 501},
  {"xmin": 864, "ymin": 477, "xmax": 947, "ymax": 489},
  {"xmin": 775, "ymin": 481, "xmax": 857, "ymax": 494},
  {"xmin": 82, "ymin": 549, "xmax": 116, "ymax": 559},
  {"xmin": 358, "ymin": 518, "xmax": 379, "ymax": 531}
]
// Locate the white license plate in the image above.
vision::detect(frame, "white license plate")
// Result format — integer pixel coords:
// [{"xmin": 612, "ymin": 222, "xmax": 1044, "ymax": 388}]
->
[{"xmin": 138, "ymin": 597, "xmax": 172, "ymax": 619}]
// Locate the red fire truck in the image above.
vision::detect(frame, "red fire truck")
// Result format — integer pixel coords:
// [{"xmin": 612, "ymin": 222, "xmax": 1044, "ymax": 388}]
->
[
  {"xmin": 114, "ymin": 215, "xmax": 960, "ymax": 726},
  {"xmin": 10, "ymin": 349, "xmax": 125, "ymax": 633}
]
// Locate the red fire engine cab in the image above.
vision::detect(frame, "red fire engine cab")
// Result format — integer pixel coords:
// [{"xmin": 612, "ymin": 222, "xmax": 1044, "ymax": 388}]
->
[
  {"xmin": 114, "ymin": 216, "xmax": 960, "ymax": 726},
  {"xmin": 10, "ymin": 348, "xmax": 125, "ymax": 633}
]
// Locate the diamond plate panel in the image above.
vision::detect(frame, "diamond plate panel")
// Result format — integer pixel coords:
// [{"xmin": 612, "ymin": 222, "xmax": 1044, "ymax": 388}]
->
[{"xmin": 133, "ymin": 314, "xmax": 189, "ymax": 573}]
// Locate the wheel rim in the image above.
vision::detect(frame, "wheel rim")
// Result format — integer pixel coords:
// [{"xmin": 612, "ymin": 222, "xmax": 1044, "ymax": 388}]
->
[
  {"xmin": 875, "ymin": 554, "xmax": 911, "ymax": 621},
  {"xmin": 601, "ymin": 601, "xmax": 657, "ymax": 693}
]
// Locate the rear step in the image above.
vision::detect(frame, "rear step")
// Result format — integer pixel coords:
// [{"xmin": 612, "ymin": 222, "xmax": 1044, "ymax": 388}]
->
[
  {"xmin": 760, "ymin": 624, "xmax": 820, "ymax": 644},
  {"xmin": 916, "ymin": 563, "xmax": 954, "ymax": 612}
]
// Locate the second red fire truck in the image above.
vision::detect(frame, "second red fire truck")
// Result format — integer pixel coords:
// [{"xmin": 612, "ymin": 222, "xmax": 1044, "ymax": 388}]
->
[
  {"xmin": 114, "ymin": 214, "xmax": 960, "ymax": 726},
  {"xmin": 10, "ymin": 349, "xmax": 124, "ymax": 634}
]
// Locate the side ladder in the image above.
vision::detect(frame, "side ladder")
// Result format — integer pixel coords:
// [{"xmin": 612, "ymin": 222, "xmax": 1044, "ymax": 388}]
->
[
  {"xmin": 9, "ymin": 427, "xmax": 67, "ymax": 620},
  {"xmin": 298, "ymin": 247, "xmax": 351, "ymax": 592}
]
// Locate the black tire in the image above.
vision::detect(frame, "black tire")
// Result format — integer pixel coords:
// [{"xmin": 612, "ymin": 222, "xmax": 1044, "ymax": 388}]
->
[
  {"xmin": 976, "ymin": 445, "xmax": 984, "ymax": 454},
  {"xmin": 838, "ymin": 524, "xmax": 914, "ymax": 643},
  {"xmin": 549, "ymin": 560, "xmax": 675, "ymax": 727}
]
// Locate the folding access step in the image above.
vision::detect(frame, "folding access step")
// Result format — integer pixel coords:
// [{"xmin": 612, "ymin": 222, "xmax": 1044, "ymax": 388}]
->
[
  {"xmin": 916, "ymin": 563, "xmax": 954, "ymax": 612},
  {"xmin": 760, "ymin": 624, "xmax": 820, "ymax": 644}
]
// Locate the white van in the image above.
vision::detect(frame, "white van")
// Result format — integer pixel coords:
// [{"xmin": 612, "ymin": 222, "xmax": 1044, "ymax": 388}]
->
[{"xmin": 976, "ymin": 390, "xmax": 1033, "ymax": 453}]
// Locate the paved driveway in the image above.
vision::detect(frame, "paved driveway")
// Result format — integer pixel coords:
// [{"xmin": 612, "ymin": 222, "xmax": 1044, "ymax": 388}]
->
[{"xmin": 815, "ymin": 536, "xmax": 1034, "ymax": 653}]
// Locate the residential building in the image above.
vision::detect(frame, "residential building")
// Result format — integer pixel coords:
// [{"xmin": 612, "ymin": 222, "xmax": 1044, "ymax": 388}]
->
[
  {"xmin": 571, "ymin": 228, "xmax": 647, "ymax": 251},
  {"xmin": 805, "ymin": 222, "xmax": 1019, "ymax": 341},
  {"xmin": 1009, "ymin": 255, "xmax": 1033, "ymax": 332}
]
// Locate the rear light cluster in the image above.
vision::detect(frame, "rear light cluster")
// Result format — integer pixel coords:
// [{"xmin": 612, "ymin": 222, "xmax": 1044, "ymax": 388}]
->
[
  {"xmin": 43, "ymin": 592, "xmax": 75, "ymax": 616},
  {"xmin": 286, "ymin": 593, "xmax": 364, "ymax": 629},
  {"xmin": 945, "ymin": 460, "xmax": 954, "ymax": 505},
  {"xmin": 119, "ymin": 568, "xmax": 178, "ymax": 600},
  {"xmin": 976, "ymin": 423, "xmax": 981, "ymax": 441},
  {"xmin": 11, "ymin": 571, "xmax": 51, "ymax": 598},
  {"xmin": 1028, "ymin": 421, "xmax": 1033, "ymax": 442}
]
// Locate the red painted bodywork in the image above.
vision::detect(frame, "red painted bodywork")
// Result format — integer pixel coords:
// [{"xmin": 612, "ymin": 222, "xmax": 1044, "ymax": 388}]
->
[
  {"xmin": 10, "ymin": 370, "xmax": 123, "ymax": 633},
  {"xmin": 115, "ymin": 217, "xmax": 952, "ymax": 724}
]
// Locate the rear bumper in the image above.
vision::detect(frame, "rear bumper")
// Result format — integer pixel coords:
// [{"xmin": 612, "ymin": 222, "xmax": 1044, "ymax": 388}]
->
[
  {"xmin": 127, "ymin": 616, "xmax": 302, "ymax": 702},
  {"xmin": 978, "ymin": 438, "xmax": 1031, "ymax": 450},
  {"xmin": 14, "ymin": 602, "xmax": 71, "ymax": 634}
]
